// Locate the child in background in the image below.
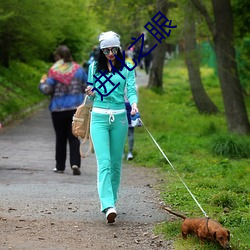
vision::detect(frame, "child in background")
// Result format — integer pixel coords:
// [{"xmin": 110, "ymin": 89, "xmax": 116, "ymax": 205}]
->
[
  {"xmin": 125, "ymin": 101, "xmax": 135, "ymax": 160},
  {"xmin": 125, "ymin": 50, "xmax": 137, "ymax": 160}
]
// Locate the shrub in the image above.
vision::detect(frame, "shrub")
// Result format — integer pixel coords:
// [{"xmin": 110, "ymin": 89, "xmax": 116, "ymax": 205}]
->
[
  {"xmin": 210, "ymin": 191, "xmax": 237, "ymax": 209},
  {"xmin": 210, "ymin": 135, "xmax": 250, "ymax": 159}
]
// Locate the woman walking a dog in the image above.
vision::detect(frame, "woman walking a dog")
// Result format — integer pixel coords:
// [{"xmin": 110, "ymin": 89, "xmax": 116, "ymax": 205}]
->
[{"xmin": 85, "ymin": 31, "xmax": 138, "ymax": 223}]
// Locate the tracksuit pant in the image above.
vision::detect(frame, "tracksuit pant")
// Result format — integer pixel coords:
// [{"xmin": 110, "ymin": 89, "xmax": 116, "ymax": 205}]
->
[{"xmin": 90, "ymin": 110, "xmax": 128, "ymax": 212}]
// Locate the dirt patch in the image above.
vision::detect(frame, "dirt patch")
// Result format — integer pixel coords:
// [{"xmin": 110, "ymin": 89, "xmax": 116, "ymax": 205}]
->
[
  {"xmin": 0, "ymin": 107, "xmax": 173, "ymax": 250},
  {"xmin": 0, "ymin": 216, "xmax": 174, "ymax": 250}
]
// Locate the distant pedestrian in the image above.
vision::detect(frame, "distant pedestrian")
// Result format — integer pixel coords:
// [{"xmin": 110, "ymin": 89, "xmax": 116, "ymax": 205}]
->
[
  {"xmin": 39, "ymin": 45, "xmax": 87, "ymax": 175},
  {"xmin": 143, "ymin": 44, "xmax": 152, "ymax": 74},
  {"xmin": 87, "ymin": 46, "xmax": 99, "ymax": 70},
  {"xmin": 133, "ymin": 45, "xmax": 143, "ymax": 69},
  {"xmin": 125, "ymin": 102, "xmax": 134, "ymax": 160},
  {"xmin": 125, "ymin": 52, "xmax": 138, "ymax": 160},
  {"xmin": 126, "ymin": 45, "xmax": 134, "ymax": 60}
]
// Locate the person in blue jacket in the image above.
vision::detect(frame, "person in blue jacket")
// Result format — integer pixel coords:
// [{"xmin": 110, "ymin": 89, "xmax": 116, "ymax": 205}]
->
[
  {"xmin": 85, "ymin": 31, "xmax": 138, "ymax": 223},
  {"xmin": 39, "ymin": 45, "xmax": 87, "ymax": 176}
]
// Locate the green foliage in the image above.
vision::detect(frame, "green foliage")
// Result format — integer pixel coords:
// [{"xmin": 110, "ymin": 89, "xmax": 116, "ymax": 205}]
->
[
  {"xmin": 130, "ymin": 58, "xmax": 250, "ymax": 249},
  {"xmin": 233, "ymin": 0, "xmax": 250, "ymax": 98},
  {"xmin": 154, "ymin": 221, "xmax": 181, "ymax": 240},
  {"xmin": 0, "ymin": 0, "xmax": 100, "ymax": 66},
  {"xmin": 210, "ymin": 135, "xmax": 250, "ymax": 159},
  {"xmin": 236, "ymin": 37, "xmax": 250, "ymax": 95},
  {"xmin": 92, "ymin": 0, "xmax": 154, "ymax": 47},
  {"xmin": 91, "ymin": 0, "xmax": 181, "ymax": 47},
  {"xmin": 0, "ymin": 60, "xmax": 49, "ymax": 122},
  {"xmin": 210, "ymin": 191, "xmax": 238, "ymax": 209},
  {"xmin": 232, "ymin": 0, "xmax": 250, "ymax": 39}
]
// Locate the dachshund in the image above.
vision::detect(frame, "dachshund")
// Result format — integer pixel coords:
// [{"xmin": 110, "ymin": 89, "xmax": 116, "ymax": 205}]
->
[{"xmin": 162, "ymin": 206, "xmax": 231, "ymax": 249}]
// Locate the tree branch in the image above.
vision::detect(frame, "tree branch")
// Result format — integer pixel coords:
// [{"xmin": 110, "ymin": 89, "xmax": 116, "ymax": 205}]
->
[
  {"xmin": 190, "ymin": 0, "xmax": 216, "ymax": 37},
  {"xmin": 167, "ymin": 2, "xmax": 178, "ymax": 9}
]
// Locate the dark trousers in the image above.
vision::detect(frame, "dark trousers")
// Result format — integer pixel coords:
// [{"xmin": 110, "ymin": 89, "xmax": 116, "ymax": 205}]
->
[
  {"xmin": 144, "ymin": 59, "xmax": 151, "ymax": 74},
  {"xmin": 51, "ymin": 110, "xmax": 80, "ymax": 171},
  {"xmin": 125, "ymin": 102, "xmax": 134, "ymax": 153},
  {"xmin": 127, "ymin": 127, "xmax": 134, "ymax": 152}
]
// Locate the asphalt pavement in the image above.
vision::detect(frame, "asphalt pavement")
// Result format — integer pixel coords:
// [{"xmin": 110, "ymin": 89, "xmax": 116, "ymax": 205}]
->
[{"xmin": 0, "ymin": 69, "xmax": 168, "ymax": 224}]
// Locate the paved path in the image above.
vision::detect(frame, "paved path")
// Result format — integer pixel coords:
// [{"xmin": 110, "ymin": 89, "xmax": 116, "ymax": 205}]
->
[
  {"xmin": 0, "ymin": 72, "xmax": 174, "ymax": 249},
  {"xmin": 0, "ymin": 107, "xmax": 164, "ymax": 224},
  {"xmin": 135, "ymin": 69, "xmax": 149, "ymax": 88},
  {"xmin": 0, "ymin": 69, "xmax": 153, "ymax": 224}
]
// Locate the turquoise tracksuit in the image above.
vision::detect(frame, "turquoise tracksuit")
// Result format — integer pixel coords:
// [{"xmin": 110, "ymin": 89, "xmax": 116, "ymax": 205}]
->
[{"xmin": 88, "ymin": 62, "xmax": 138, "ymax": 212}]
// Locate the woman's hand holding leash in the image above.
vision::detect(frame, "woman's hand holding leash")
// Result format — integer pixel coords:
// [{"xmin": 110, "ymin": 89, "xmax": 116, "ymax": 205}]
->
[
  {"xmin": 85, "ymin": 86, "xmax": 96, "ymax": 97},
  {"xmin": 130, "ymin": 103, "xmax": 141, "ymax": 127},
  {"xmin": 131, "ymin": 103, "xmax": 138, "ymax": 116}
]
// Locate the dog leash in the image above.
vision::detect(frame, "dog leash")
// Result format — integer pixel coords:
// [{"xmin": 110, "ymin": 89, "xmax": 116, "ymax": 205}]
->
[{"xmin": 139, "ymin": 118, "xmax": 209, "ymax": 218}]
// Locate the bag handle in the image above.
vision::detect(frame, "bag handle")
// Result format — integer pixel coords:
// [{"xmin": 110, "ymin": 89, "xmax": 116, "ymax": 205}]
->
[
  {"xmin": 83, "ymin": 94, "xmax": 88, "ymax": 105},
  {"xmin": 78, "ymin": 99, "xmax": 94, "ymax": 158},
  {"xmin": 79, "ymin": 136, "xmax": 94, "ymax": 158},
  {"xmin": 79, "ymin": 61, "xmax": 95, "ymax": 158}
]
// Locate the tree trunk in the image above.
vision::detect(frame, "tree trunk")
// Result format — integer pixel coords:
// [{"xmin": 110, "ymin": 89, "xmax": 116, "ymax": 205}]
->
[
  {"xmin": 147, "ymin": 0, "xmax": 169, "ymax": 89},
  {"xmin": 148, "ymin": 42, "xmax": 166, "ymax": 89},
  {"xmin": 212, "ymin": 0, "xmax": 250, "ymax": 134},
  {"xmin": 184, "ymin": 3, "xmax": 218, "ymax": 114},
  {"xmin": 191, "ymin": 0, "xmax": 250, "ymax": 134}
]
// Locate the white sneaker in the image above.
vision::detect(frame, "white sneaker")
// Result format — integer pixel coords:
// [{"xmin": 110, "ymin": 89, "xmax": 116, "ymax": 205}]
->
[
  {"xmin": 72, "ymin": 165, "xmax": 81, "ymax": 175},
  {"xmin": 105, "ymin": 207, "xmax": 117, "ymax": 223},
  {"xmin": 127, "ymin": 152, "xmax": 133, "ymax": 160},
  {"xmin": 53, "ymin": 168, "xmax": 64, "ymax": 173}
]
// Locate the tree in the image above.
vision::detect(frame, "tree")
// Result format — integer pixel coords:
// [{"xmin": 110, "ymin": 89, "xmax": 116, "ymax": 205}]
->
[
  {"xmin": 232, "ymin": 0, "xmax": 250, "ymax": 96},
  {"xmin": 147, "ymin": 0, "xmax": 177, "ymax": 90},
  {"xmin": 0, "ymin": 0, "xmax": 59, "ymax": 66},
  {"xmin": 92, "ymin": 0, "xmax": 155, "ymax": 48},
  {"xmin": 184, "ymin": 1, "xmax": 218, "ymax": 114},
  {"xmin": 92, "ymin": 0, "xmax": 179, "ymax": 90},
  {"xmin": 191, "ymin": 0, "xmax": 250, "ymax": 134},
  {"xmin": 0, "ymin": 0, "xmax": 98, "ymax": 66}
]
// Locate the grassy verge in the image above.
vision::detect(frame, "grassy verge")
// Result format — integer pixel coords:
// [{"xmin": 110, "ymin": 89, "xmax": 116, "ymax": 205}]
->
[
  {"xmin": 129, "ymin": 58, "xmax": 250, "ymax": 250},
  {"xmin": 0, "ymin": 60, "xmax": 50, "ymax": 125},
  {"xmin": 1, "ymin": 58, "xmax": 249, "ymax": 249}
]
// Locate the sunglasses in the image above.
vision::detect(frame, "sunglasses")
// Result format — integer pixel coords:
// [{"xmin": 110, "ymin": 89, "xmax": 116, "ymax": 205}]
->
[{"xmin": 102, "ymin": 47, "xmax": 119, "ymax": 55}]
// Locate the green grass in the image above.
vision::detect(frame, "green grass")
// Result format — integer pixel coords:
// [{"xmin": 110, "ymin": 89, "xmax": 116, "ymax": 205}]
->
[
  {"xmin": 129, "ymin": 58, "xmax": 250, "ymax": 250},
  {"xmin": 1, "ymin": 57, "xmax": 249, "ymax": 249},
  {"xmin": 0, "ymin": 60, "xmax": 50, "ymax": 123}
]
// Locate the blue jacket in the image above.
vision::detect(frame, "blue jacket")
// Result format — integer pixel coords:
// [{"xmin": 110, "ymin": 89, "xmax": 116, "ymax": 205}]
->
[{"xmin": 39, "ymin": 67, "xmax": 87, "ymax": 112}]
